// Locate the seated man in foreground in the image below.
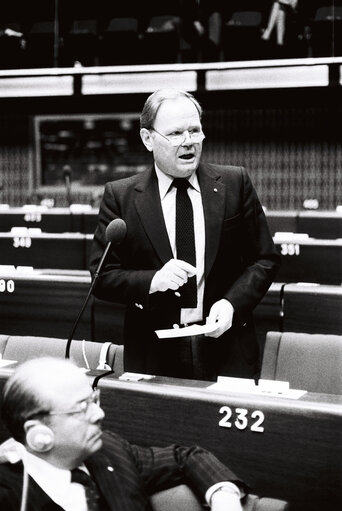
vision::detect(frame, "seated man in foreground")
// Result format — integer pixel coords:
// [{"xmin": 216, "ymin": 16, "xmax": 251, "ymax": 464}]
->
[{"xmin": 0, "ymin": 357, "xmax": 246, "ymax": 510}]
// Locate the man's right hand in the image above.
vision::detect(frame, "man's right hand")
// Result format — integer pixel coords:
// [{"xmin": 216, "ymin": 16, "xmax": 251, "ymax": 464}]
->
[{"xmin": 149, "ymin": 259, "xmax": 197, "ymax": 294}]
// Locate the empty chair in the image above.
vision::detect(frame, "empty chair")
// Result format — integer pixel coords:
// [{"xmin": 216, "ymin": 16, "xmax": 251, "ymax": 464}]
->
[
  {"xmin": 25, "ymin": 21, "xmax": 56, "ymax": 68},
  {"xmin": 260, "ymin": 331, "xmax": 342, "ymax": 394},
  {"xmin": 0, "ymin": 334, "xmax": 124, "ymax": 376},
  {"xmin": 62, "ymin": 19, "xmax": 99, "ymax": 66},
  {"xmin": 310, "ymin": 5, "xmax": 342, "ymax": 57},
  {"xmin": 99, "ymin": 17, "xmax": 140, "ymax": 65},
  {"xmin": 222, "ymin": 10, "xmax": 264, "ymax": 61},
  {"xmin": 142, "ymin": 14, "xmax": 181, "ymax": 63}
]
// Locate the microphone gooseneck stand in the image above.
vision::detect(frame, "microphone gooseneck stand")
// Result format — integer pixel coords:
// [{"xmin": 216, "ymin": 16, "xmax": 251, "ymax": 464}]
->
[{"xmin": 65, "ymin": 218, "xmax": 127, "ymax": 360}]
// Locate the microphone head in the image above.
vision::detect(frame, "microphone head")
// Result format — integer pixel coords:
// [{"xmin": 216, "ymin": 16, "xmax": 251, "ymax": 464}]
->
[{"xmin": 105, "ymin": 218, "xmax": 127, "ymax": 244}]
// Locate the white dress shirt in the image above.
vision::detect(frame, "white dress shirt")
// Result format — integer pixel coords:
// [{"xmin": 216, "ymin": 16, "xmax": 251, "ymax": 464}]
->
[
  {"xmin": 155, "ymin": 166, "xmax": 205, "ymax": 325},
  {"xmin": 18, "ymin": 444, "xmax": 88, "ymax": 511}
]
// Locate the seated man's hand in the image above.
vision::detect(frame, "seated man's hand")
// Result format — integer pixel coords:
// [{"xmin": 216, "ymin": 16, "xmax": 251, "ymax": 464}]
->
[
  {"xmin": 205, "ymin": 299, "xmax": 234, "ymax": 338},
  {"xmin": 150, "ymin": 259, "xmax": 196, "ymax": 294}
]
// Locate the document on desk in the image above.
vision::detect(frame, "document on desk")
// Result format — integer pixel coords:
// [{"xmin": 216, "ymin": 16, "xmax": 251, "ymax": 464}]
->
[
  {"xmin": 155, "ymin": 323, "xmax": 217, "ymax": 339},
  {"xmin": 208, "ymin": 377, "xmax": 307, "ymax": 399},
  {"xmin": 119, "ymin": 372, "xmax": 155, "ymax": 381}
]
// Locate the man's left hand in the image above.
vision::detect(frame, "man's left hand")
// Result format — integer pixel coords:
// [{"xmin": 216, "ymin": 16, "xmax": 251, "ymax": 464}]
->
[{"xmin": 205, "ymin": 299, "xmax": 234, "ymax": 338}]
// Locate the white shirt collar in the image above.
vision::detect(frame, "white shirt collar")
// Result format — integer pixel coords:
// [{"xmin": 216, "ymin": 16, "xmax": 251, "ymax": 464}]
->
[
  {"xmin": 154, "ymin": 165, "xmax": 200, "ymax": 200},
  {"xmin": 0, "ymin": 439, "xmax": 88, "ymax": 508},
  {"xmin": 22, "ymin": 448, "xmax": 72, "ymax": 502}
]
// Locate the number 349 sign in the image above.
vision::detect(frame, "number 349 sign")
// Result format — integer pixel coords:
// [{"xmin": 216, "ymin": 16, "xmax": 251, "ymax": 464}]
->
[{"xmin": 219, "ymin": 406, "xmax": 265, "ymax": 433}]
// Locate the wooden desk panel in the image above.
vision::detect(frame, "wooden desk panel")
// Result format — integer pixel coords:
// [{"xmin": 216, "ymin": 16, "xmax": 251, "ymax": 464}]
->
[
  {"xmin": 0, "ymin": 270, "xmax": 124, "ymax": 343},
  {"xmin": 2, "ymin": 270, "xmax": 342, "ymax": 350},
  {"xmin": 2, "ymin": 209, "xmax": 341, "ymax": 239},
  {"xmin": 297, "ymin": 211, "xmax": 342, "ymax": 239},
  {"xmin": 98, "ymin": 377, "xmax": 342, "ymax": 507},
  {"xmin": 0, "ymin": 232, "xmax": 92, "ymax": 270},
  {"xmin": 283, "ymin": 283, "xmax": 342, "ymax": 335},
  {"xmin": 0, "ymin": 273, "xmax": 92, "ymax": 339},
  {"xmin": 0, "ymin": 269, "xmax": 277, "ymax": 349},
  {"xmin": 265, "ymin": 210, "xmax": 342, "ymax": 239},
  {"xmin": 0, "ymin": 208, "xmax": 84, "ymax": 233},
  {"xmin": 264, "ymin": 211, "xmax": 298, "ymax": 236},
  {"xmin": 274, "ymin": 238, "xmax": 342, "ymax": 285}
]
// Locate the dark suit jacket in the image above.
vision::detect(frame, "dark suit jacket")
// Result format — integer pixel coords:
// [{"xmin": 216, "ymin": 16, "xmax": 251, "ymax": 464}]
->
[
  {"xmin": 0, "ymin": 431, "xmax": 244, "ymax": 510},
  {"xmin": 89, "ymin": 163, "xmax": 280, "ymax": 379}
]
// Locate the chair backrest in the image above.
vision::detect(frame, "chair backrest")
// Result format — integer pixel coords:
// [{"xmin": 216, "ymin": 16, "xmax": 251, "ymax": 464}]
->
[
  {"xmin": 29, "ymin": 22, "xmax": 55, "ymax": 35},
  {"xmin": 106, "ymin": 18, "xmax": 138, "ymax": 33},
  {"xmin": 150, "ymin": 484, "xmax": 289, "ymax": 511},
  {"xmin": 261, "ymin": 331, "xmax": 342, "ymax": 394},
  {"xmin": 148, "ymin": 16, "xmax": 180, "ymax": 32},
  {"xmin": 314, "ymin": 6, "xmax": 342, "ymax": 22},
  {"xmin": 228, "ymin": 11, "xmax": 263, "ymax": 27},
  {"xmin": 0, "ymin": 335, "xmax": 124, "ymax": 376},
  {"xmin": 70, "ymin": 20, "xmax": 97, "ymax": 35}
]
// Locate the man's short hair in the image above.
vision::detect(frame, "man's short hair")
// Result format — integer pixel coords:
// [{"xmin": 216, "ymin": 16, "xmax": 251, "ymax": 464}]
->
[{"xmin": 140, "ymin": 88, "xmax": 203, "ymax": 130}]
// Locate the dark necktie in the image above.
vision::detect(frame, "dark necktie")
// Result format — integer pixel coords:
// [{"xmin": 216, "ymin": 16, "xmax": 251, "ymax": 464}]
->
[
  {"xmin": 173, "ymin": 178, "xmax": 197, "ymax": 308},
  {"xmin": 71, "ymin": 468, "xmax": 103, "ymax": 511}
]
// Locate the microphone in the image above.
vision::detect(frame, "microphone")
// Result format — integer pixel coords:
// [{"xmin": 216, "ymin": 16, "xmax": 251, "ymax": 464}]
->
[
  {"xmin": 65, "ymin": 218, "xmax": 127, "ymax": 359},
  {"xmin": 63, "ymin": 165, "xmax": 72, "ymax": 207}
]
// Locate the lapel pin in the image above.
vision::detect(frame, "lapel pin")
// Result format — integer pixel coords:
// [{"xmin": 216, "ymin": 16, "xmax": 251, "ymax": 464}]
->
[{"xmin": 107, "ymin": 466, "xmax": 114, "ymax": 472}]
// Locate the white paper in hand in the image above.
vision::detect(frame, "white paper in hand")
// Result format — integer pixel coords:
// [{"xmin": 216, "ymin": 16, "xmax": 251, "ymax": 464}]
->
[{"xmin": 155, "ymin": 323, "xmax": 217, "ymax": 339}]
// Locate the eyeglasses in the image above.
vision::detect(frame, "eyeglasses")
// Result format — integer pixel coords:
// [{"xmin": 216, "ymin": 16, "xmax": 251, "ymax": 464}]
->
[
  {"xmin": 150, "ymin": 127, "xmax": 205, "ymax": 146},
  {"xmin": 25, "ymin": 389, "xmax": 101, "ymax": 419}
]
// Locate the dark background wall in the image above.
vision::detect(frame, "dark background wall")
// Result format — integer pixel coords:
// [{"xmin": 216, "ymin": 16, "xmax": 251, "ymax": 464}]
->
[{"xmin": 0, "ymin": 87, "xmax": 341, "ymax": 210}]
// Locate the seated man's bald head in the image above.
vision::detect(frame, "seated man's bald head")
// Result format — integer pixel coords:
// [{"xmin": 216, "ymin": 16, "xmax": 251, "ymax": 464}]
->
[{"xmin": 2, "ymin": 358, "xmax": 91, "ymax": 444}]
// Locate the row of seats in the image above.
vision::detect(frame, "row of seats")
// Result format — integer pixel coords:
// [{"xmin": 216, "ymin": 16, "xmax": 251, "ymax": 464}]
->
[
  {"xmin": 1, "ymin": 207, "xmax": 341, "ymax": 238},
  {"xmin": 0, "ymin": 269, "xmax": 341, "ymax": 361},
  {"xmin": 0, "ymin": 334, "xmax": 124, "ymax": 376},
  {"xmin": 1, "ymin": 2, "xmax": 341, "ymax": 68},
  {"xmin": 1, "ymin": 330, "xmax": 341, "ymax": 395},
  {"xmin": 0, "ymin": 270, "xmax": 125, "ymax": 344},
  {"xmin": 253, "ymin": 282, "xmax": 342, "ymax": 349},
  {"xmin": 1, "ymin": 230, "xmax": 341, "ymax": 284}
]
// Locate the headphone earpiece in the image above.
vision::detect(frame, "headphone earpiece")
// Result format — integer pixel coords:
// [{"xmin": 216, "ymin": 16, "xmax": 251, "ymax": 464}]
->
[{"xmin": 26, "ymin": 424, "xmax": 55, "ymax": 453}]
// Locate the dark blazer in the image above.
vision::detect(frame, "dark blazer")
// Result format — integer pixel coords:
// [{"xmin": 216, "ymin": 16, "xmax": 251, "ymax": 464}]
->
[
  {"xmin": 0, "ymin": 431, "xmax": 243, "ymax": 510},
  {"xmin": 89, "ymin": 163, "xmax": 280, "ymax": 379}
]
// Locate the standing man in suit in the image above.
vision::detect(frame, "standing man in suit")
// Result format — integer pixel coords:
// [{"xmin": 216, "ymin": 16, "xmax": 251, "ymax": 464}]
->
[
  {"xmin": 0, "ymin": 357, "xmax": 246, "ymax": 510},
  {"xmin": 89, "ymin": 88, "xmax": 280, "ymax": 380}
]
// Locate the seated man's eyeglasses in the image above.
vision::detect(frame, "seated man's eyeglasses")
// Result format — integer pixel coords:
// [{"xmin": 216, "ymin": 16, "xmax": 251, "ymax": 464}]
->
[
  {"xmin": 150, "ymin": 127, "xmax": 205, "ymax": 146},
  {"xmin": 25, "ymin": 389, "xmax": 100, "ymax": 419}
]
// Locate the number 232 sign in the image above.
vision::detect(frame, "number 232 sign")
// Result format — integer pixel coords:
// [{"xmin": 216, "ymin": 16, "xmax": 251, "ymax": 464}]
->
[{"xmin": 219, "ymin": 406, "xmax": 265, "ymax": 433}]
